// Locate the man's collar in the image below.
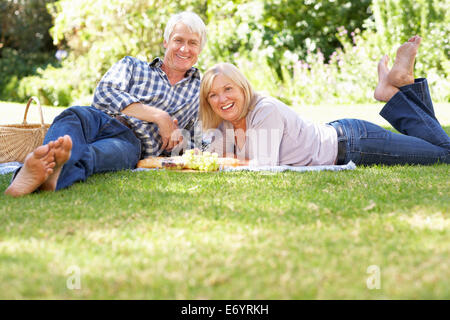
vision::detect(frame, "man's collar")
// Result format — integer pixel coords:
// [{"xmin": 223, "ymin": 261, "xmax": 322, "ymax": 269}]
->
[
  {"xmin": 150, "ymin": 57, "xmax": 200, "ymax": 80},
  {"xmin": 149, "ymin": 57, "xmax": 164, "ymax": 68}
]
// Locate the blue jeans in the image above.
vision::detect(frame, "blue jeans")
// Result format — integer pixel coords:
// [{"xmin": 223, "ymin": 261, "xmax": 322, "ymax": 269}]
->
[
  {"xmin": 329, "ymin": 78, "xmax": 450, "ymax": 165},
  {"xmin": 13, "ymin": 106, "xmax": 142, "ymax": 190}
]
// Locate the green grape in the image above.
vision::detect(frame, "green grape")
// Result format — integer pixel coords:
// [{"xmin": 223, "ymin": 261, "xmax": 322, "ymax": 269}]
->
[{"xmin": 181, "ymin": 149, "xmax": 220, "ymax": 172}]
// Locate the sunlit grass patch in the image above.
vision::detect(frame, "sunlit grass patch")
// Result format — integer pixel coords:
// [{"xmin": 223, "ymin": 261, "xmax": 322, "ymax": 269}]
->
[{"xmin": 0, "ymin": 157, "xmax": 449, "ymax": 299}]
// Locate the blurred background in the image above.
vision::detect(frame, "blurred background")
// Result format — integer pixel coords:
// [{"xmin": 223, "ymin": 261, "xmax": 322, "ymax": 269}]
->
[{"xmin": 0, "ymin": 0, "xmax": 448, "ymax": 108}]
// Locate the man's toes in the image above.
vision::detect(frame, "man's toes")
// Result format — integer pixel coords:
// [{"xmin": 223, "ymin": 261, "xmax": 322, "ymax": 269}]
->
[
  {"xmin": 53, "ymin": 137, "xmax": 64, "ymax": 148},
  {"xmin": 33, "ymin": 145, "xmax": 50, "ymax": 159},
  {"xmin": 46, "ymin": 161, "xmax": 56, "ymax": 169},
  {"xmin": 63, "ymin": 135, "xmax": 73, "ymax": 151},
  {"xmin": 43, "ymin": 158, "xmax": 54, "ymax": 166},
  {"xmin": 42, "ymin": 149, "xmax": 55, "ymax": 163}
]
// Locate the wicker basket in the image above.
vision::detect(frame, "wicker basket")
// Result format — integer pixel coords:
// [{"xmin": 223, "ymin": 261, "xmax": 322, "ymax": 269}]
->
[{"xmin": 0, "ymin": 97, "xmax": 51, "ymax": 163}]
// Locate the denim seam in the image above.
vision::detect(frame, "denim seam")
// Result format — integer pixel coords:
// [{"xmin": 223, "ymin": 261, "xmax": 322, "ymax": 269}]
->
[
  {"xmin": 380, "ymin": 90, "xmax": 438, "ymax": 139},
  {"xmin": 359, "ymin": 151, "xmax": 447, "ymax": 158},
  {"xmin": 418, "ymin": 81, "xmax": 425, "ymax": 101},
  {"xmin": 379, "ymin": 92, "xmax": 405, "ymax": 120},
  {"xmin": 401, "ymin": 89, "xmax": 445, "ymax": 142}
]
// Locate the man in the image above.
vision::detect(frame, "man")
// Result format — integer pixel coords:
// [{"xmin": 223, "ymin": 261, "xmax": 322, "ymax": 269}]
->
[{"xmin": 5, "ymin": 11, "xmax": 206, "ymax": 197}]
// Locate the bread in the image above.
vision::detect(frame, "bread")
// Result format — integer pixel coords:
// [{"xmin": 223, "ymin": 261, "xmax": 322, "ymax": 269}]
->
[
  {"xmin": 137, "ymin": 157, "xmax": 164, "ymax": 168},
  {"xmin": 137, "ymin": 156, "xmax": 241, "ymax": 170},
  {"xmin": 217, "ymin": 157, "xmax": 240, "ymax": 167}
]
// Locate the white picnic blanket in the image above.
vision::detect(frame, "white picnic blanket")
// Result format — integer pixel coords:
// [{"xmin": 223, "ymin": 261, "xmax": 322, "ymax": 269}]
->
[
  {"xmin": 1, "ymin": 161, "xmax": 356, "ymax": 175},
  {"xmin": 0, "ymin": 162, "xmax": 22, "ymax": 175},
  {"xmin": 221, "ymin": 161, "xmax": 356, "ymax": 172},
  {"xmin": 133, "ymin": 161, "xmax": 356, "ymax": 172}
]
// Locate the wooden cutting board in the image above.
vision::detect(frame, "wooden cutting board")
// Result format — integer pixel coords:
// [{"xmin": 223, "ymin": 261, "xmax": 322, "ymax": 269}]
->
[{"xmin": 136, "ymin": 156, "xmax": 241, "ymax": 171}]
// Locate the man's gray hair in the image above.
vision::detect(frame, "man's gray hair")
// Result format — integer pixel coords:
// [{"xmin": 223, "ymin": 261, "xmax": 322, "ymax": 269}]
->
[{"xmin": 164, "ymin": 12, "xmax": 207, "ymax": 49}]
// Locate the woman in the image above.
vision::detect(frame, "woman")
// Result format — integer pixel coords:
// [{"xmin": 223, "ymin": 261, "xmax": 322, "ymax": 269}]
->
[{"xmin": 199, "ymin": 36, "xmax": 450, "ymax": 166}]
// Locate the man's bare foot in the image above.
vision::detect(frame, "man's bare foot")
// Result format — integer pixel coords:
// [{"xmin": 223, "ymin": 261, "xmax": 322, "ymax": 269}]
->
[
  {"xmin": 387, "ymin": 35, "xmax": 421, "ymax": 88},
  {"xmin": 4, "ymin": 144, "xmax": 56, "ymax": 197},
  {"xmin": 374, "ymin": 55, "xmax": 399, "ymax": 102},
  {"xmin": 40, "ymin": 135, "xmax": 72, "ymax": 191}
]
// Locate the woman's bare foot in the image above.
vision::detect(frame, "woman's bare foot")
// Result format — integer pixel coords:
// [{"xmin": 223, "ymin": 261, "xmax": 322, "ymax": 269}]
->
[
  {"xmin": 387, "ymin": 35, "xmax": 421, "ymax": 87},
  {"xmin": 40, "ymin": 135, "xmax": 72, "ymax": 191},
  {"xmin": 4, "ymin": 144, "xmax": 56, "ymax": 197},
  {"xmin": 374, "ymin": 55, "xmax": 399, "ymax": 102}
]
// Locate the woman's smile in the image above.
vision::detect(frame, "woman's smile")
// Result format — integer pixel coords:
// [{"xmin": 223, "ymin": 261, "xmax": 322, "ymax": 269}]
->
[
  {"xmin": 208, "ymin": 74, "xmax": 245, "ymax": 124},
  {"xmin": 221, "ymin": 102, "xmax": 234, "ymax": 110}
]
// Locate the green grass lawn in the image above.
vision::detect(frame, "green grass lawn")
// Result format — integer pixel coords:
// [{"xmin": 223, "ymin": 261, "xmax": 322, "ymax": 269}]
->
[
  {"xmin": 1, "ymin": 134, "xmax": 449, "ymax": 299},
  {"xmin": 1, "ymin": 98, "xmax": 449, "ymax": 299}
]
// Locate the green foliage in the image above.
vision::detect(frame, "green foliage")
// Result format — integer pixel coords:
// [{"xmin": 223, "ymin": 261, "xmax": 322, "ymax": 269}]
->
[
  {"xmin": 48, "ymin": 0, "xmax": 205, "ymax": 58},
  {"xmin": 16, "ymin": 0, "xmax": 372, "ymax": 106},
  {"xmin": 16, "ymin": 0, "xmax": 207, "ymax": 106},
  {"xmin": 236, "ymin": 0, "xmax": 450, "ymax": 105},
  {"xmin": 0, "ymin": 48, "xmax": 57, "ymax": 102},
  {"xmin": 260, "ymin": 0, "xmax": 372, "ymax": 76},
  {"xmin": 0, "ymin": 0, "xmax": 56, "ymax": 52},
  {"xmin": 0, "ymin": 0, "xmax": 57, "ymax": 102},
  {"xmin": 370, "ymin": 0, "xmax": 450, "ymax": 102},
  {"xmin": 245, "ymin": 28, "xmax": 449, "ymax": 106},
  {"xmin": 200, "ymin": 0, "xmax": 265, "ymax": 68},
  {"xmin": 10, "ymin": 0, "xmax": 450, "ymax": 106},
  {"xmin": 368, "ymin": 0, "xmax": 449, "ymax": 75},
  {"xmin": 202, "ymin": 0, "xmax": 372, "ymax": 76}
]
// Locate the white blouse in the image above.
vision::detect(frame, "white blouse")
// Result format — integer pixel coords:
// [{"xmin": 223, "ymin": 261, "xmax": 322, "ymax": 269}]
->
[{"xmin": 207, "ymin": 96, "xmax": 338, "ymax": 166}]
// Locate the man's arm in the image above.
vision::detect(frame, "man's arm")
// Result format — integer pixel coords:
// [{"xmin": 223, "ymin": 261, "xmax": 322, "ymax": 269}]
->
[
  {"xmin": 122, "ymin": 102, "xmax": 182, "ymax": 151},
  {"xmin": 92, "ymin": 56, "xmax": 140, "ymax": 113},
  {"xmin": 92, "ymin": 56, "xmax": 181, "ymax": 151}
]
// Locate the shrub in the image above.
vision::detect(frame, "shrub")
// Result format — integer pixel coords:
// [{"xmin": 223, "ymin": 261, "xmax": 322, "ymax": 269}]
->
[
  {"xmin": 237, "ymin": 0, "xmax": 450, "ymax": 105},
  {"xmin": 0, "ymin": 0, "xmax": 56, "ymax": 52},
  {"xmin": 0, "ymin": 0, "xmax": 58, "ymax": 102},
  {"xmin": 14, "ymin": 0, "xmax": 449, "ymax": 106},
  {"xmin": 16, "ymin": 0, "xmax": 206, "ymax": 106},
  {"xmin": 368, "ymin": 0, "xmax": 449, "ymax": 77},
  {"xmin": 0, "ymin": 48, "xmax": 57, "ymax": 102},
  {"xmin": 240, "ymin": 26, "xmax": 449, "ymax": 106}
]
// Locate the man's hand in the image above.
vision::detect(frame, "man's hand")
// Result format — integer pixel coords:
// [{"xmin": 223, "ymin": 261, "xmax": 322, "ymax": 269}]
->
[
  {"xmin": 156, "ymin": 112, "xmax": 183, "ymax": 151},
  {"xmin": 122, "ymin": 102, "xmax": 183, "ymax": 151}
]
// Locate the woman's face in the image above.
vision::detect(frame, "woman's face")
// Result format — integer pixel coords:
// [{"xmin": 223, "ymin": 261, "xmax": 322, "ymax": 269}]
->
[{"xmin": 207, "ymin": 74, "xmax": 245, "ymax": 125}]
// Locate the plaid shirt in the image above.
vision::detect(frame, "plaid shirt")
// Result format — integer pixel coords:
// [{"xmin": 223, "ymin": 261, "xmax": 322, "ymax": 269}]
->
[{"xmin": 92, "ymin": 56, "xmax": 201, "ymax": 158}]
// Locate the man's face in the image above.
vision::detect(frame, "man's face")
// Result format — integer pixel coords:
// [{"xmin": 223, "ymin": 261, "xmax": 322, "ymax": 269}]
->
[{"xmin": 163, "ymin": 23, "xmax": 202, "ymax": 74}]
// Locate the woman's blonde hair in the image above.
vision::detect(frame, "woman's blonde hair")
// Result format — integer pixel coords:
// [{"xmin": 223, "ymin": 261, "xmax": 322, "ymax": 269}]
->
[{"xmin": 200, "ymin": 63, "xmax": 260, "ymax": 130}]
